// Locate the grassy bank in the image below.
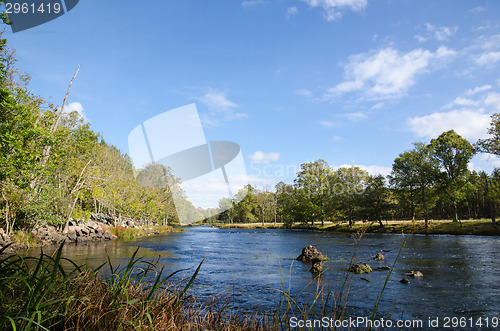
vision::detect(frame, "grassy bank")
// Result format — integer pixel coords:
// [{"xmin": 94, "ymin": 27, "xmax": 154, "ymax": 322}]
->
[
  {"xmin": 0, "ymin": 243, "xmax": 271, "ymax": 330},
  {"xmin": 213, "ymin": 219, "xmax": 500, "ymax": 236}
]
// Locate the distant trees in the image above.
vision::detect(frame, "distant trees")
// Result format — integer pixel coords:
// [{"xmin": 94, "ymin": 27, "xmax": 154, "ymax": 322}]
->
[{"xmin": 210, "ymin": 126, "xmax": 500, "ymax": 228}]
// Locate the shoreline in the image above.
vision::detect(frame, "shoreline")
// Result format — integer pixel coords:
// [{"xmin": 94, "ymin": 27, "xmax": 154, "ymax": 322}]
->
[{"xmin": 210, "ymin": 219, "xmax": 500, "ymax": 236}]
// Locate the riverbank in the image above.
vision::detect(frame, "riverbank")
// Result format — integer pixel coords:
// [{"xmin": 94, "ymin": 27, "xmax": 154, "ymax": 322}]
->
[
  {"xmin": 213, "ymin": 219, "xmax": 500, "ymax": 236},
  {"xmin": 0, "ymin": 243, "xmax": 268, "ymax": 330},
  {"xmin": 0, "ymin": 213, "xmax": 181, "ymax": 254}
]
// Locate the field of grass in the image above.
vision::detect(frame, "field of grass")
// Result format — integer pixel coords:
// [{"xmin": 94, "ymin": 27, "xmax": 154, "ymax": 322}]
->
[{"xmin": 213, "ymin": 219, "xmax": 500, "ymax": 236}]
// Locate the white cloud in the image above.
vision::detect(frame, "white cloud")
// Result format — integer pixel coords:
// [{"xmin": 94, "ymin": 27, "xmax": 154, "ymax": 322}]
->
[
  {"xmin": 475, "ymin": 51, "xmax": 500, "ymax": 66},
  {"xmin": 425, "ymin": 23, "xmax": 458, "ymax": 41},
  {"xmin": 466, "ymin": 85, "xmax": 492, "ymax": 95},
  {"xmin": 341, "ymin": 111, "xmax": 368, "ymax": 121},
  {"xmin": 324, "ymin": 46, "xmax": 456, "ymax": 100},
  {"xmin": 301, "ymin": 0, "xmax": 367, "ymax": 21},
  {"xmin": 485, "ymin": 92, "xmax": 500, "ymax": 111},
  {"xmin": 408, "ymin": 110, "xmax": 491, "ymax": 141},
  {"xmin": 195, "ymin": 89, "xmax": 248, "ymax": 126},
  {"xmin": 63, "ymin": 102, "xmax": 88, "ymax": 122},
  {"xmin": 331, "ymin": 135, "xmax": 343, "ymax": 141},
  {"xmin": 444, "ymin": 97, "xmax": 480, "ymax": 108},
  {"xmin": 424, "ymin": 88, "xmax": 500, "ymax": 141},
  {"xmin": 469, "ymin": 6, "xmax": 486, "ymax": 13},
  {"xmin": 286, "ymin": 6, "xmax": 298, "ymax": 19},
  {"xmin": 241, "ymin": 0, "xmax": 267, "ymax": 8},
  {"xmin": 416, "ymin": 24, "xmax": 458, "ymax": 43},
  {"xmin": 197, "ymin": 90, "xmax": 238, "ymax": 110},
  {"xmin": 296, "ymin": 89, "xmax": 313, "ymax": 97},
  {"xmin": 248, "ymin": 151, "xmax": 280, "ymax": 164},
  {"xmin": 319, "ymin": 120, "xmax": 337, "ymax": 127}
]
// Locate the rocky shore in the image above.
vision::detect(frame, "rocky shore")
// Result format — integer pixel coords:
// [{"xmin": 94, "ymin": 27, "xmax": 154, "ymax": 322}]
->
[{"xmin": 0, "ymin": 213, "xmax": 171, "ymax": 254}]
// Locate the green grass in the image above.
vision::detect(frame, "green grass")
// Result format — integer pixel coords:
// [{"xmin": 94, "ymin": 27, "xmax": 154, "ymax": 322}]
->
[
  {"xmin": 212, "ymin": 219, "xmax": 500, "ymax": 236},
  {"xmin": 316, "ymin": 219, "xmax": 500, "ymax": 236}
]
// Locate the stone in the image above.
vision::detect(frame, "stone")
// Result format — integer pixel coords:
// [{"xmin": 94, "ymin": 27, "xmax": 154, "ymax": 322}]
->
[
  {"xmin": 360, "ymin": 277, "xmax": 371, "ymax": 282},
  {"xmin": 310, "ymin": 257, "xmax": 324, "ymax": 274},
  {"xmin": 48, "ymin": 232, "xmax": 66, "ymax": 244},
  {"xmin": 296, "ymin": 245, "xmax": 327, "ymax": 263},
  {"xmin": 400, "ymin": 278, "xmax": 410, "ymax": 284},
  {"xmin": 67, "ymin": 231, "xmax": 77, "ymax": 242},
  {"xmin": 349, "ymin": 263, "xmax": 373, "ymax": 274},
  {"xmin": 103, "ymin": 230, "xmax": 113, "ymax": 239},
  {"xmin": 406, "ymin": 270, "xmax": 424, "ymax": 278},
  {"xmin": 376, "ymin": 266, "xmax": 391, "ymax": 271},
  {"xmin": 76, "ymin": 236, "xmax": 88, "ymax": 243},
  {"xmin": 374, "ymin": 253, "xmax": 385, "ymax": 260}
]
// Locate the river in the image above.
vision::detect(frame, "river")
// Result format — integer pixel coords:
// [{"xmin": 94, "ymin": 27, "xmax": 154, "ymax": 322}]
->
[{"xmin": 26, "ymin": 226, "xmax": 500, "ymax": 329}]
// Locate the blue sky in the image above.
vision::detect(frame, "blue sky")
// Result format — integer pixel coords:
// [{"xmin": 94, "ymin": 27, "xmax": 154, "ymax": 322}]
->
[{"xmin": 5, "ymin": 0, "xmax": 500, "ymax": 189}]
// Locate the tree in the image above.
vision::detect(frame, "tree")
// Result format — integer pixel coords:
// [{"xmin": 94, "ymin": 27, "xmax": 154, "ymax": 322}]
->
[
  {"xmin": 430, "ymin": 130, "xmax": 475, "ymax": 223},
  {"xmin": 328, "ymin": 167, "xmax": 369, "ymax": 227},
  {"xmin": 294, "ymin": 159, "xmax": 332, "ymax": 226},
  {"xmin": 390, "ymin": 142, "xmax": 439, "ymax": 227},
  {"xmin": 477, "ymin": 113, "xmax": 500, "ymax": 156},
  {"xmin": 363, "ymin": 175, "xmax": 392, "ymax": 226}
]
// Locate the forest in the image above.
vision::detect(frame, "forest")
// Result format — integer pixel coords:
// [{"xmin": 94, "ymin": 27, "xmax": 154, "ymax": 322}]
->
[{"xmin": 1, "ymin": 29, "xmax": 500, "ymax": 237}]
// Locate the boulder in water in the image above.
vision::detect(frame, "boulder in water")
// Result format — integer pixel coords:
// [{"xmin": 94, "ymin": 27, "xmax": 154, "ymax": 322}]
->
[
  {"xmin": 296, "ymin": 245, "xmax": 327, "ymax": 263},
  {"xmin": 349, "ymin": 263, "xmax": 373, "ymax": 274}
]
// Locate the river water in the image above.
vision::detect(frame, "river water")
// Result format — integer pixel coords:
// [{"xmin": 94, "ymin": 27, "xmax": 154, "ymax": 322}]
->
[{"xmin": 27, "ymin": 226, "xmax": 499, "ymax": 328}]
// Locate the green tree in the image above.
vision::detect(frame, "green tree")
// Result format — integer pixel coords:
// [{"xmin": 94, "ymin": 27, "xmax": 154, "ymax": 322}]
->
[
  {"xmin": 430, "ymin": 130, "xmax": 476, "ymax": 223},
  {"xmin": 477, "ymin": 113, "xmax": 500, "ymax": 156},
  {"xmin": 390, "ymin": 142, "xmax": 439, "ymax": 227},
  {"xmin": 294, "ymin": 159, "xmax": 332, "ymax": 226},
  {"xmin": 363, "ymin": 175, "xmax": 392, "ymax": 226},
  {"xmin": 328, "ymin": 167, "xmax": 369, "ymax": 227}
]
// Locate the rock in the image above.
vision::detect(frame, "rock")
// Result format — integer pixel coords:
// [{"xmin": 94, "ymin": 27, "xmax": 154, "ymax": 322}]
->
[
  {"xmin": 296, "ymin": 245, "xmax": 327, "ymax": 263},
  {"xmin": 374, "ymin": 253, "xmax": 385, "ymax": 260},
  {"xmin": 400, "ymin": 278, "xmax": 411, "ymax": 284},
  {"xmin": 67, "ymin": 231, "xmax": 77, "ymax": 242},
  {"xmin": 376, "ymin": 266, "xmax": 391, "ymax": 271},
  {"xmin": 381, "ymin": 249, "xmax": 390, "ymax": 252},
  {"xmin": 48, "ymin": 232, "xmax": 66, "ymax": 244},
  {"xmin": 349, "ymin": 263, "xmax": 373, "ymax": 274},
  {"xmin": 360, "ymin": 277, "xmax": 371, "ymax": 282},
  {"xmin": 86, "ymin": 221, "xmax": 97, "ymax": 230},
  {"xmin": 76, "ymin": 236, "xmax": 88, "ymax": 243},
  {"xmin": 310, "ymin": 257, "xmax": 324, "ymax": 274},
  {"xmin": 406, "ymin": 270, "xmax": 424, "ymax": 278},
  {"xmin": 81, "ymin": 227, "xmax": 89, "ymax": 235},
  {"xmin": 103, "ymin": 230, "xmax": 117, "ymax": 240}
]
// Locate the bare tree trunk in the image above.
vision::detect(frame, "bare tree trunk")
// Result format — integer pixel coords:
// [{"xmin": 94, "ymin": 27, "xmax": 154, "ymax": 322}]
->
[
  {"xmin": 31, "ymin": 66, "xmax": 81, "ymax": 194},
  {"xmin": 63, "ymin": 158, "xmax": 92, "ymax": 233}
]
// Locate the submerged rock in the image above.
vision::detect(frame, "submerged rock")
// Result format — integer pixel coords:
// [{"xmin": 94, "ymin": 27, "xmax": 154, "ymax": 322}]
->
[
  {"xmin": 297, "ymin": 245, "xmax": 327, "ymax": 274},
  {"xmin": 349, "ymin": 263, "xmax": 373, "ymax": 274},
  {"xmin": 406, "ymin": 270, "xmax": 424, "ymax": 278},
  {"xmin": 376, "ymin": 266, "xmax": 391, "ymax": 271},
  {"xmin": 310, "ymin": 257, "xmax": 324, "ymax": 274},
  {"xmin": 374, "ymin": 253, "xmax": 385, "ymax": 260},
  {"xmin": 400, "ymin": 278, "xmax": 411, "ymax": 284},
  {"xmin": 296, "ymin": 245, "xmax": 327, "ymax": 263}
]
